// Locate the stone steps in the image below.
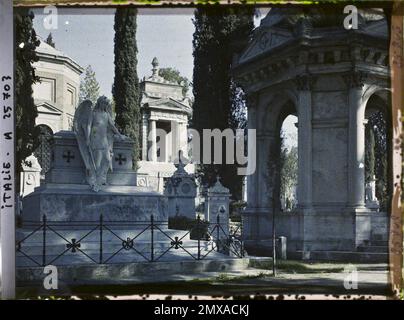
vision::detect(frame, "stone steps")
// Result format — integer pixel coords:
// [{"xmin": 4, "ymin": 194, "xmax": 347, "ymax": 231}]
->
[
  {"xmin": 16, "ymin": 247, "xmax": 224, "ymax": 267},
  {"xmin": 370, "ymin": 240, "xmax": 389, "ymax": 247},
  {"xmin": 301, "ymin": 251, "xmax": 388, "ymax": 263},
  {"xmin": 357, "ymin": 245, "xmax": 388, "ymax": 253},
  {"xmin": 17, "ymin": 239, "xmax": 215, "ymax": 257},
  {"xmin": 16, "ymin": 257, "xmax": 251, "ymax": 286}
]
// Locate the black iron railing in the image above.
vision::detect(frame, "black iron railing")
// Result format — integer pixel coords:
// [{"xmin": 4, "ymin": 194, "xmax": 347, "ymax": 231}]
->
[{"xmin": 16, "ymin": 215, "xmax": 244, "ymax": 267}]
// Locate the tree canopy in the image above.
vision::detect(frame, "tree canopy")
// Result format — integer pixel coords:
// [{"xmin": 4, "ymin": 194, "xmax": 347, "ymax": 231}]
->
[
  {"xmin": 15, "ymin": 8, "xmax": 40, "ymax": 174},
  {"xmin": 159, "ymin": 67, "xmax": 190, "ymax": 97},
  {"xmin": 192, "ymin": 5, "xmax": 254, "ymax": 200},
  {"xmin": 79, "ymin": 65, "xmax": 100, "ymax": 104}
]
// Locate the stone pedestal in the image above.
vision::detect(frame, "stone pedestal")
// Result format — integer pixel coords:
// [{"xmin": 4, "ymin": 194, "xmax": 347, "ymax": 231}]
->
[
  {"xmin": 45, "ymin": 131, "xmax": 137, "ymax": 186},
  {"xmin": 163, "ymin": 154, "xmax": 196, "ymax": 219},
  {"xmin": 205, "ymin": 177, "xmax": 231, "ymax": 237},
  {"xmin": 23, "ymin": 184, "xmax": 167, "ymax": 223},
  {"xmin": 22, "ymin": 130, "xmax": 167, "ymax": 223}
]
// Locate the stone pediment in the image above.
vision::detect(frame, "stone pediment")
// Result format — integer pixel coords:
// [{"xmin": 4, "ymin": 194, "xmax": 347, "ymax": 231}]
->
[
  {"xmin": 361, "ymin": 19, "xmax": 388, "ymax": 37},
  {"xmin": 36, "ymin": 101, "xmax": 63, "ymax": 115},
  {"xmin": 146, "ymin": 97, "xmax": 192, "ymax": 115},
  {"xmin": 238, "ymin": 28, "xmax": 293, "ymax": 64}
]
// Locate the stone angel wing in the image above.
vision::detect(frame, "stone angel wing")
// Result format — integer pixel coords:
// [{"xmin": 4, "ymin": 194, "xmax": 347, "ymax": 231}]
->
[{"xmin": 73, "ymin": 100, "xmax": 96, "ymax": 176}]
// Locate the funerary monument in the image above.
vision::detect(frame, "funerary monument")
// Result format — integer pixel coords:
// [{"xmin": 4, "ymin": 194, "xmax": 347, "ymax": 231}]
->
[
  {"xmin": 22, "ymin": 96, "xmax": 167, "ymax": 222},
  {"xmin": 233, "ymin": 8, "xmax": 390, "ymax": 260}
]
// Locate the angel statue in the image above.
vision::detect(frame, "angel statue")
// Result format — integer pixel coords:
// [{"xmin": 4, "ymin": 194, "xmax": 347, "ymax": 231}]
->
[{"xmin": 73, "ymin": 96, "xmax": 128, "ymax": 192}]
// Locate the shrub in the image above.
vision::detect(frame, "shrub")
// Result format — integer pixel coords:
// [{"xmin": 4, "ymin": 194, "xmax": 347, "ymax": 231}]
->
[{"xmin": 168, "ymin": 215, "xmax": 210, "ymax": 240}]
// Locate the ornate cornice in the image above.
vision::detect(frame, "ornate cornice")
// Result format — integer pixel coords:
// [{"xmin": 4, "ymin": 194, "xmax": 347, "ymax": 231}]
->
[{"xmin": 295, "ymin": 74, "xmax": 315, "ymax": 91}]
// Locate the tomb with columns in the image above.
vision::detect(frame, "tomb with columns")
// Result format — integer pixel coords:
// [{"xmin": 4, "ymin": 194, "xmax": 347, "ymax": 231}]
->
[
  {"xmin": 233, "ymin": 8, "xmax": 390, "ymax": 261},
  {"xmin": 137, "ymin": 58, "xmax": 195, "ymax": 192}
]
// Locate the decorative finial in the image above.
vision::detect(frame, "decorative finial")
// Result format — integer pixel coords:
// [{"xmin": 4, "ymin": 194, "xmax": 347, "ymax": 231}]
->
[
  {"xmin": 151, "ymin": 57, "xmax": 159, "ymax": 77},
  {"xmin": 174, "ymin": 150, "xmax": 188, "ymax": 173}
]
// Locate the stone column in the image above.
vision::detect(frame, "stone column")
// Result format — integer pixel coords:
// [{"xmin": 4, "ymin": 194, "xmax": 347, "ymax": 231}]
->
[
  {"xmin": 246, "ymin": 95, "xmax": 259, "ymax": 209},
  {"xmin": 141, "ymin": 116, "xmax": 148, "ymax": 160},
  {"xmin": 257, "ymin": 131, "xmax": 276, "ymax": 210},
  {"xmin": 243, "ymin": 93, "xmax": 259, "ymax": 241},
  {"xmin": 171, "ymin": 121, "xmax": 179, "ymax": 162},
  {"xmin": 178, "ymin": 122, "xmax": 188, "ymax": 156},
  {"xmin": 149, "ymin": 119, "xmax": 157, "ymax": 162},
  {"xmin": 296, "ymin": 75, "xmax": 313, "ymax": 209},
  {"xmin": 347, "ymin": 72, "xmax": 366, "ymax": 209}
]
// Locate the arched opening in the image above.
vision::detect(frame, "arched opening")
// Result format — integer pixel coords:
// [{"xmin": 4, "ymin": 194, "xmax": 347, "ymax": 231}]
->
[
  {"xmin": 267, "ymin": 98, "xmax": 298, "ymax": 213},
  {"xmin": 280, "ymin": 114, "xmax": 298, "ymax": 212},
  {"xmin": 33, "ymin": 124, "xmax": 53, "ymax": 179},
  {"xmin": 364, "ymin": 93, "xmax": 391, "ymax": 212}
]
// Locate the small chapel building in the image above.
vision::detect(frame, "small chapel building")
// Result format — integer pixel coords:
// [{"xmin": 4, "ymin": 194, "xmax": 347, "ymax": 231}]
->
[{"xmin": 137, "ymin": 58, "xmax": 194, "ymax": 192}]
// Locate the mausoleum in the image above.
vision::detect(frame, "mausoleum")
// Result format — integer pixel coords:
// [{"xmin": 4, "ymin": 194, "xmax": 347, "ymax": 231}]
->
[
  {"xmin": 233, "ymin": 8, "xmax": 391, "ymax": 260},
  {"xmin": 137, "ymin": 58, "xmax": 194, "ymax": 192}
]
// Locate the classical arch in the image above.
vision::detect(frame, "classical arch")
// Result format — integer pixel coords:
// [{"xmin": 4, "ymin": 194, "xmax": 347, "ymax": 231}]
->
[
  {"xmin": 363, "ymin": 90, "xmax": 392, "ymax": 212},
  {"xmin": 255, "ymin": 93, "xmax": 299, "ymax": 212}
]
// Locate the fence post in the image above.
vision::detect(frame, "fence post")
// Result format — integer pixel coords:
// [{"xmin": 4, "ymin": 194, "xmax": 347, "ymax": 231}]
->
[
  {"xmin": 150, "ymin": 214, "xmax": 154, "ymax": 262},
  {"xmin": 240, "ymin": 218, "xmax": 244, "ymax": 257},
  {"xmin": 216, "ymin": 214, "xmax": 220, "ymax": 252},
  {"xmin": 197, "ymin": 216, "xmax": 201, "ymax": 260},
  {"xmin": 42, "ymin": 214, "xmax": 47, "ymax": 266},
  {"xmin": 99, "ymin": 214, "xmax": 103, "ymax": 264}
]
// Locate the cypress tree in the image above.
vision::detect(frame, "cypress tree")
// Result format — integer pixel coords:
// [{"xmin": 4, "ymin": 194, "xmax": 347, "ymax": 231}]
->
[
  {"xmin": 15, "ymin": 8, "xmax": 40, "ymax": 174},
  {"xmin": 112, "ymin": 8, "xmax": 140, "ymax": 169},
  {"xmin": 192, "ymin": 5, "xmax": 254, "ymax": 199}
]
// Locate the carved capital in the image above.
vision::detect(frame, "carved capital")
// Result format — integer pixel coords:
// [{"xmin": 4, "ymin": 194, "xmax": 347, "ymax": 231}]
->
[
  {"xmin": 295, "ymin": 74, "xmax": 315, "ymax": 91},
  {"xmin": 345, "ymin": 71, "xmax": 367, "ymax": 88}
]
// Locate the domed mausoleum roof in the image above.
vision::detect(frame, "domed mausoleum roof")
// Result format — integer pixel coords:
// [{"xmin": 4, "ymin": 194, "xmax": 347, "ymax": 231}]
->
[{"xmin": 36, "ymin": 38, "xmax": 83, "ymax": 74}]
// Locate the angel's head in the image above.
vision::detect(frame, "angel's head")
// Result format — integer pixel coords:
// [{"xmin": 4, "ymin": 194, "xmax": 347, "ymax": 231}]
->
[{"xmin": 94, "ymin": 96, "xmax": 111, "ymax": 114}]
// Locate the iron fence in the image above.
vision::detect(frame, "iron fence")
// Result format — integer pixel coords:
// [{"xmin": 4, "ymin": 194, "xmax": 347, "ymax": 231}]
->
[{"xmin": 16, "ymin": 215, "xmax": 244, "ymax": 267}]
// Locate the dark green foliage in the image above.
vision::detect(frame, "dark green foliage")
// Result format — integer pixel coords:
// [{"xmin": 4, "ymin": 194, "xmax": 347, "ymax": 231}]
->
[
  {"xmin": 15, "ymin": 8, "xmax": 40, "ymax": 174},
  {"xmin": 112, "ymin": 7, "xmax": 140, "ymax": 169},
  {"xmin": 280, "ymin": 134, "xmax": 298, "ymax": 212},
  {"xmin": 192, "ymin": 5, "xmax": 254, "ymax": 200},
  {"xmin": 229, "ymin": 200, "xmax": 246, "ymax": 222},
  {"xmin": 159, "ymin": 67, "xmax": 190, "ymax": 97},
  {"xmin": 365, "ymin": 111, "xmax": 390, "ymax": 210},
  {"xmin": 45, "ymin": 32, "xmax": 55, "ymax": 48},
  {"xmin": 365, "ymin": 124, "xmax": 376, "ymax": 182},
  {"xmin": 168, "ymin": 215, "xmax": 209, "ymax": 240}
]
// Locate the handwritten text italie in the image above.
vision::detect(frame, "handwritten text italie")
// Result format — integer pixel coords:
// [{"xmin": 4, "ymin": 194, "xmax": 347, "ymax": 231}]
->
[{"xmin": 1, "ymin": 74, "xmax": 13, "ymax": 211}]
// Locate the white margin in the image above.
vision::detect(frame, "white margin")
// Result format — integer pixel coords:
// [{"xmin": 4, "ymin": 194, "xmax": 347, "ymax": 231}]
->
[{"xmin": 0, "ymin": 0, "xmax": 16, "ymax": 300}]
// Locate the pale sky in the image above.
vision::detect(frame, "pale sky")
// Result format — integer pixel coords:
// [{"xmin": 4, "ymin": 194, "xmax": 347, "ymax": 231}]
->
[
  {"xmin": 32, "ymin": 7, "xmax": 270, "ymax": 99},
  {"xmin": 32, "ymin": 8, "xmax": 196, "ymax": 98},
  {"xmin": 31, "ymin": 7, "xmax": 295, "ymax": 147}
]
